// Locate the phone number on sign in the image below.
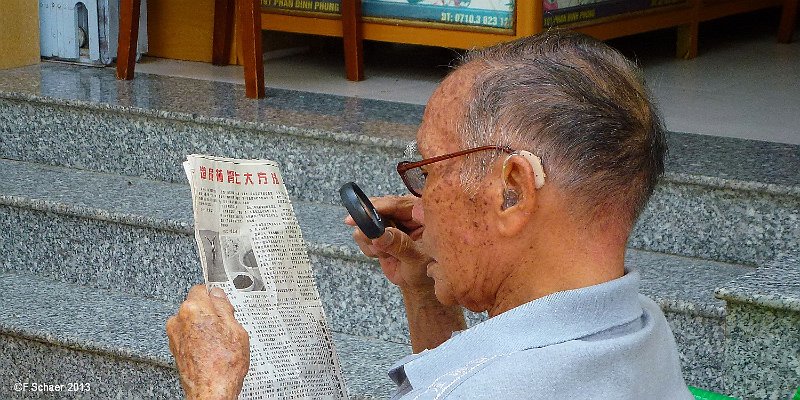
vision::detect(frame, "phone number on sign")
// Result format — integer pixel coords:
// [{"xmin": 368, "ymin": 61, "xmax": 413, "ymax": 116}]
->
[{"xmin": 13, "ymin": 382, "xmax": 91, "ymax": 393}]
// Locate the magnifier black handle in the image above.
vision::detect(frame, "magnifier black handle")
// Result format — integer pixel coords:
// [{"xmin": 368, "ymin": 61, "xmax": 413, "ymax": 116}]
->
[{"xmin": 339, "ymin": 182, "xmax": 386, "ymax": 240}]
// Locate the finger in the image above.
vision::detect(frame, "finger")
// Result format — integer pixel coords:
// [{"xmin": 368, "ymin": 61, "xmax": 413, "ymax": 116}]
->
[
  {"xmin": 344, "ymin": 197, "xmax": 416, "ymax": 230},
  {"xmin": 369, "ymin": 196, "xmax": 417, "ymax": 222},
  {"xmin": 352, "ymin": 229, "xmax": 379, "ymax": 258},
  {"xmin": 166, "ymin": 316, "xmax": 179, "ymax": 356},
  {"xmin": 356, "ymin": 238, "xmax": 379, "ymax": 258},
  {"xmin": 209, "ymin": 287, "xmax": 237, "ymax": 319},
  {"xmin": 166, "ymin": 314, "xmax": 177, "ymax": 334},
  {"xmin": 181, "ymin": 285, "xmax": 216, "ymax": 317},
  {"xmin": 371, "ymin": 227, "xmax": 429, "ymax": 266},
  {"xmin": 177, "ymin": 299, "xmax": 205, "ymax": 321},
  {"xmin": 187, "ymin": 284, "xmax": 210, "ymax": 303}
]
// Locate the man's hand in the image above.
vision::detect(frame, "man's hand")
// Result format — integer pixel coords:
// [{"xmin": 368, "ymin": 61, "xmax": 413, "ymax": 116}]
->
[
  {"xmin": 344, "ymin": 195, "xmax": 433, "ymax": 291},
  {"xmin": 166, "ymin": 285, "xmax": 250, "ymax": 400},
  {"xmin": 345, "ymin": 195, "xmax": 466, "ymax": 352}
]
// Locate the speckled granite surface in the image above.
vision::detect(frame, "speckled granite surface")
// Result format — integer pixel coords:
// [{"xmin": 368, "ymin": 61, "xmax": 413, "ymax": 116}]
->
[
  {"xmin": 2, "ymin": 128, "xmax": 796, "ymax": 267},
  {"xmin": 1, "ymin": 65, "xmax": 798, "ymax": 265},
  {"xmin": 0, "ymin": 157, "xmax": 753, "ymax": 329},
  {"xmin": 0, "ymin": 63, "xmax": 800, "ymax": 194},
  {"xmin": 631, "ymin": 249, "xmax": 752, "ymax": 318},
  {"xmin": 0, "ymin": 62, "xmax": 798, "ymax": 194},
  {"xmin": 0, "ymin": 156, "xmax": 408, "ymax": 343},
  {"xmin": 715, "ymin": 255, "xmax": 800, "ymax": 312},
  {"xmin": 0, "ymin": 96, "xmax": 407, "ymax": 206},
  {"xmin": 1, "ymin": 62, "xmax": 796, "ymax": 394},
  {"xmin": 0, "ymin": 158, "xmax": 756, "ymax": 389},
  {"xmin": 632, "ymin": 180, "xmax": 799, "ymax": 266},
  {"xmin": 666, "ymin": 312, "xmax": 727, "ymax": 393},
  {"xmin": 0, "ymin": 63, "xmax": 421, "ymax": 146},
  {"xmin": 310, "ymin": 253, "xmax": 411, "ymax": 342},
  {"xmin": 0, "ymin": 272, "xmax": 410, "ymax": 399},
  {"xmin": 722, "ymin": 302, "xmax": 799, "ymax": 400},
  {"xmin": 714, "ymin": 257, "xmax": 800, "ymax": 399},
  {"xmin": 0, "ymin": 335, "xmax": 183, "ymax": 399}
]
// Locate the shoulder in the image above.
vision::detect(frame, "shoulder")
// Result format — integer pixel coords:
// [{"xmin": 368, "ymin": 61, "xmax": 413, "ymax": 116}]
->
[
  {"xmin": 446, "ymin": 341, "xmax": 692, "ymax": 399},
  {"xmin": 443, "ymin": 300, "xmax": 692, "ymax": 399}
]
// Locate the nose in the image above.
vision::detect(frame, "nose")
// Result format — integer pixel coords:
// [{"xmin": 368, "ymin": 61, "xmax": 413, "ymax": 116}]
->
[{"xmin": 411, "ymin": 197, "xmax": 425, "ymax": 224}]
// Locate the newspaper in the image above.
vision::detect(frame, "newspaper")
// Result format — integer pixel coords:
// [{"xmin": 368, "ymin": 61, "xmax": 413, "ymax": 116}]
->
[{"xmin": 183, "ymin": 154, "xmax": 348, "ymax": 400}]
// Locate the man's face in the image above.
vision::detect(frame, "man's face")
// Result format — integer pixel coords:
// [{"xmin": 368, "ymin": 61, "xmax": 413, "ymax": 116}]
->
[{"xmin": 413, "ymin": 66, "xmax": 504, "ymax": 312}]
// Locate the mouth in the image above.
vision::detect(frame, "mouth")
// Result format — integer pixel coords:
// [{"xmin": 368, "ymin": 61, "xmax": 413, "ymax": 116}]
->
[{"xmin": 408, "ymin": 226, "xmax": 424, "ymax": 241}]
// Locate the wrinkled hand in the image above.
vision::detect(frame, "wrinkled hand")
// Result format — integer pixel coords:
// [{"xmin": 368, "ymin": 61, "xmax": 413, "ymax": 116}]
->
[
  {"xmin": 344, "ymin": 195, "xmax": 433, "ymax": 292},
  {"xmin": 347, "ymin": 195, "xmax": 465, "ymax": 352},
  {"xmin": 166, "ymin": 285, "xmax": 250, "ymax": 400}
]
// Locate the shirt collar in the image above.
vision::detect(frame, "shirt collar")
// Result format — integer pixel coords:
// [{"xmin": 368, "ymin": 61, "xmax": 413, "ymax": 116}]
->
[{"xmin": 394, "ymin": 269, "xmax": 644, "ymax": 390}]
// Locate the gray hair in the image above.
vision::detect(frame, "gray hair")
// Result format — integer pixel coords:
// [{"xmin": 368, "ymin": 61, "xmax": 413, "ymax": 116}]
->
[{"xmin": 457, "ymin": 31, "xmax": 666, "ymax": 225}]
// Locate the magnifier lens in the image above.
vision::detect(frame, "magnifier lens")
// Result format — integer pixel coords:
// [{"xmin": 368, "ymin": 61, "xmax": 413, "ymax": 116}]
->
[
  {"xmin": 359, "ymin": 198, "xmax": 370, "ymax": 216},
  {"xmin": 339, "ymin": 182, "xmax": 385, "ymax": 239}
]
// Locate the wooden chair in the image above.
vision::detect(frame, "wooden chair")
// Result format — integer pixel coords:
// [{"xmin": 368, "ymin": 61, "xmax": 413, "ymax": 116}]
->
[
  {"xmin": 118, "ymin": 1, "xmax": 264, "ymax": 93},
  {"xmin": 676, "ymin": 0, "xmax": 798, "ymax": 59},
  {"xmin": 116, "ymin": 0, "xmax": 362, "ymax": 98},
  {"xmin": 117, "ymin": 0, "xmax": 795, "ymax": 97},
  {"xmin": 117, "ymin": 0, "xmax": 265, "ymax": 98},
  {"xmin": 779, "ymin": 0, "xmax": 798, "ymax": 43}
]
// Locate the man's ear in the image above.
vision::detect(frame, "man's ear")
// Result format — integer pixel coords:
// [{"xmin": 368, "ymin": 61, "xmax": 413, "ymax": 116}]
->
[{"xmin": 494, "ymin": 154, "xmax": 540, "ymax": 237}]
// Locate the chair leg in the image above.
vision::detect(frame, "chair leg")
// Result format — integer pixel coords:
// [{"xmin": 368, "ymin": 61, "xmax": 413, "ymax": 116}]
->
[
  {"xmin": 778, "ymin": 0, "xmax": 798, "ymax": 43},
  {"xmin": 342, "ymin": 0, "xmax": 364, "ymax": 81},
  {"xmin": 677, "ymin": 22, "xmax": 699, "ymax": 59},
  {"xmin": 676, "ymin": 0, "xmax": 700, "ymax": 60},
  {"xmin": 116, "ymin": 0, "xmax": 141, "ymax": 80},
  {"xmin": 213, "ymin": 0, "xmax": 236, "ymax": 65},
  {"xmin": 237, "ymin": 0, "xmax": 265, "ymax": 98}
]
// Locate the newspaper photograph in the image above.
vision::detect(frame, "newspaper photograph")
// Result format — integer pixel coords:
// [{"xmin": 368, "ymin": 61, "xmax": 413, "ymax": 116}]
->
[{"xmin": 183, "ymin": 154, "xmax": 348, "ymax": 400}]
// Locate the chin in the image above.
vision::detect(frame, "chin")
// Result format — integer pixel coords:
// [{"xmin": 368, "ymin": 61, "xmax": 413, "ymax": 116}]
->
[{"xmin": 432, "ymin": 281, "xmax": 459, "ymax": 307}]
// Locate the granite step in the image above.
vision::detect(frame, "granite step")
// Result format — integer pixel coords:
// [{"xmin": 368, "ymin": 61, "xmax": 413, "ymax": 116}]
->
[
  {"xmin": 713, "ymin": 255, "xmax": 800, "ymax": 399},
  {"xmin": 1, "ymin": 63, "xmax": 798, "ymax": 266},
  {"xmin": 0, "ymin": 158, "xmax": 758, "ymax": 391},
  {"xmin": 0, "ymin": 62, "xmax": 416, "ymax": 206},
  {"xmin": 0, "ymin": 271, "xmax": 409, "ymax": 399}
]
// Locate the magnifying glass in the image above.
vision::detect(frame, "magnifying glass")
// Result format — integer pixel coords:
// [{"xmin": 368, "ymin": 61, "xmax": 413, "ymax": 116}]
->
[{"xmin": 339, "ymin": 182, "xmax": 387, "ymax": 239}]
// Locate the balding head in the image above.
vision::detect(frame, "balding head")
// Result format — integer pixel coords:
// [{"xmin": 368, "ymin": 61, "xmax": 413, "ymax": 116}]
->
[{"xmin": 455, "ymin": 31, "xmax": 666, "ymax": 227}]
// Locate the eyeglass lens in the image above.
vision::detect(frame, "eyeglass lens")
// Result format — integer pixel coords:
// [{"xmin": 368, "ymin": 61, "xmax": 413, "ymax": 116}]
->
[{"xmin": 403, "ymin": 166, "xmax": 426, "ymax": 195}]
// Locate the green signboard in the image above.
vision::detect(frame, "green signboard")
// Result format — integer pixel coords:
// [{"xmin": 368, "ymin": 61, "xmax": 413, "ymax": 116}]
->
[
  {"xmin": 262, "ymin": 0, "xmax": 690, "ymax": 30},
  {"xmin": 544, "ymin": 0, "xmax": 686, "ymax": 27},
  {"xmin": 262, "ymin": 0, "xmax": 515, "ymax": 30}
]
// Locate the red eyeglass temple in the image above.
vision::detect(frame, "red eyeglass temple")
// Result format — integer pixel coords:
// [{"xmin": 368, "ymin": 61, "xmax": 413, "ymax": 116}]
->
[
  {"xmin": 396, "ymin": 145, "xmax": 515, "ymax": 196},
  {"xmin": 396, "ymin": 145, "xmax": 514, "ymax": 173}
]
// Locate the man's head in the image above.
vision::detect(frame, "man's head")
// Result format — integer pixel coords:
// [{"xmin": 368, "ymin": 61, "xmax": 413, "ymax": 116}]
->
[
  {"xmin": 410, "ymin": 31, "xmax": 666, "ymax": 315},
  {"xmin": 459, "ymin": 31, "xmax": 666, "ymax": 225}
]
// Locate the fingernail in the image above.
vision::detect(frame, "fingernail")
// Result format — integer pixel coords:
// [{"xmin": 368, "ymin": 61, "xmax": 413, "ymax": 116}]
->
[
  {"xmin": 372, "ymin": 229, "xmax": 394, "ymax": 247},
  {"xmin": 210, "ymin": 287, "xmax": 227, "ymax": 298}
]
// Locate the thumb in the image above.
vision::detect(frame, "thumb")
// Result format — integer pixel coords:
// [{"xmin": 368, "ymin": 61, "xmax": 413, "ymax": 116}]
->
[{"xmin": 372, "ymin": 227, "xmax": 427, "ymax": 265}]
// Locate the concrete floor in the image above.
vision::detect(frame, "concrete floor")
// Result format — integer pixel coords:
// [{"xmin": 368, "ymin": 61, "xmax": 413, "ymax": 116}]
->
[{"xmin": 134, "ymin": 10, "xmax": 799, "ymax": 145}]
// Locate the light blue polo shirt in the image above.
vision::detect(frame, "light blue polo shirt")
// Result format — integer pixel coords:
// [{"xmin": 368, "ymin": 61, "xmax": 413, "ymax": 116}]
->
[{"xmin": 388, "ymin": 270, "xmax": 694, "ymax": 399}]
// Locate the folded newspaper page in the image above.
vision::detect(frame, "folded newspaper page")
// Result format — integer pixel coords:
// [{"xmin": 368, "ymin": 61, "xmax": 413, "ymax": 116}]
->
[{"xmin": 183, "ymin": 154, "xmax": 348, "ymax": 399}]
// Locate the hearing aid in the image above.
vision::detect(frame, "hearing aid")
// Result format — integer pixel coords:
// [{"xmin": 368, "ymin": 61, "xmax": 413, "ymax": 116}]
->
[
  {"xmin": 502, "ymin": 150, "xmax": 546, "ymax": 189},
  {"xmin": 501, "ymin": 151, "xmax": 546, "ymax": 209}
]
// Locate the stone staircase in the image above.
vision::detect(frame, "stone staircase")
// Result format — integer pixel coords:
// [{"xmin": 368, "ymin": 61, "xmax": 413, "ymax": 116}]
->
[{"xmin": 0, "ymin": 62, "xmax": 798, "ymax": 399}]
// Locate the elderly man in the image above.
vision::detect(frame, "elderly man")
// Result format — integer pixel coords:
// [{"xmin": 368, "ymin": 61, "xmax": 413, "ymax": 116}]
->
[{"xmin": 167, "ymin": 31, "xmax": 693, "ymax": 399}]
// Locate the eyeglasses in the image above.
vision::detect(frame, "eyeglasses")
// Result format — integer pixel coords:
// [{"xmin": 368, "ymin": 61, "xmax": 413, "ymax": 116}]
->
[{"xmin": 396, "ymin": 145, "xmax": 514, "ymax": 197}]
